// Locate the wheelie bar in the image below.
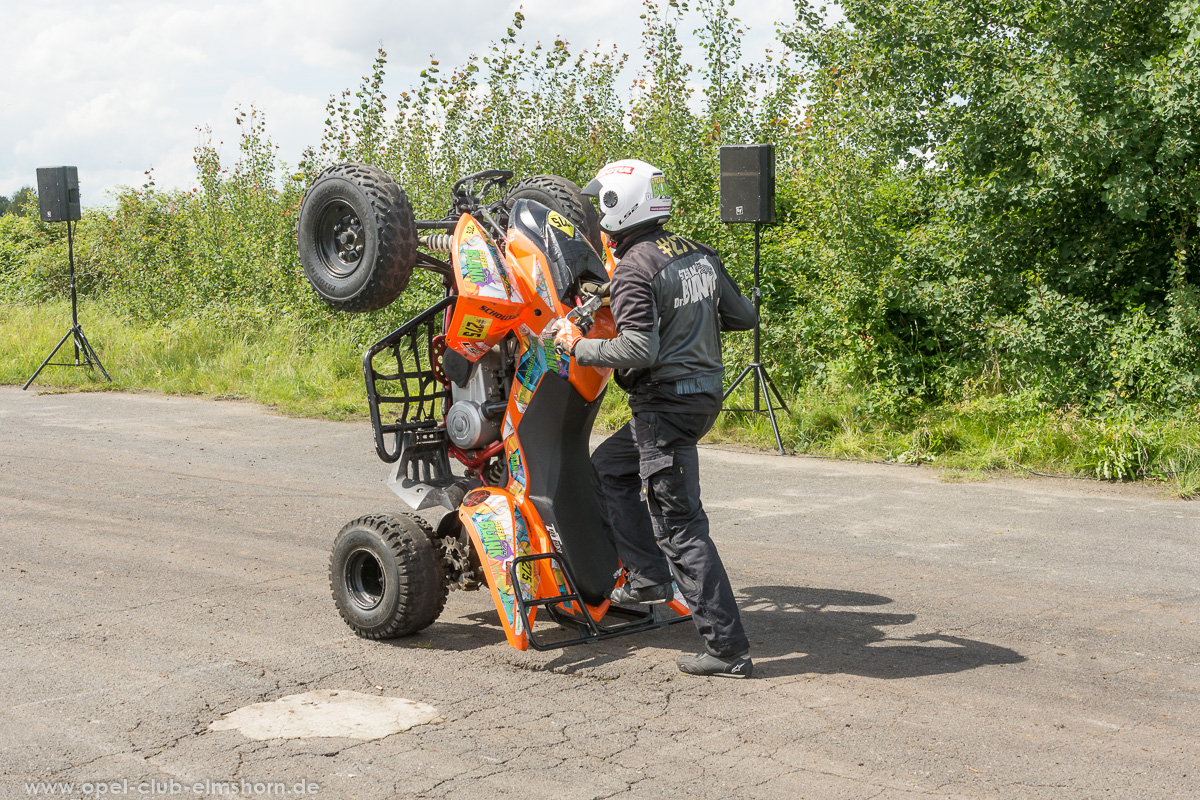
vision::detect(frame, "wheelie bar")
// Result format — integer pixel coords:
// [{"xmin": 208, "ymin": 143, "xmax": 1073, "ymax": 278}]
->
[{"xmin": 509, "ymin": 553, "xmax": 692, "ymax": 651}]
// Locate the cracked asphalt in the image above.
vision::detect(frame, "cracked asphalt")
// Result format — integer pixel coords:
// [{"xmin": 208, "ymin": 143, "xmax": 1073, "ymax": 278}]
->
[{"xmin": 1, "ymin": 386, "xmax": 1197, "ymax": 799}]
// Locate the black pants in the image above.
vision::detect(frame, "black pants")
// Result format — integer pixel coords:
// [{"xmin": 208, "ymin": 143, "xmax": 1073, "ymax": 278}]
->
[{"xmin": 591, "ymin": 409, "xmax": 750, "ymax": 658}]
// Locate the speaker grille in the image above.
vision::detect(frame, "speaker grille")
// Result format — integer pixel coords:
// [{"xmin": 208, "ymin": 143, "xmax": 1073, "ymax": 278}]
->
[
  {"xmin": 36, "ymin": 166, "xmax": 81, "ymax": 222},
  {"xmin": 719, "ymin": 145, "xmax": 775, "ymax": 224}
]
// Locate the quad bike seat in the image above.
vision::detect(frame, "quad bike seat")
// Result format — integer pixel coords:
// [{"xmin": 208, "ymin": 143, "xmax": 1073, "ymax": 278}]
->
[{"xmin": 516, "ymin": 372, "xmax": 619, "ymax": 605}]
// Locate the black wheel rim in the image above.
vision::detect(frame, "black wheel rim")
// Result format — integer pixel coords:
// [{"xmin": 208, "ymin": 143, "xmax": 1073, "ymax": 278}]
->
[
  {"xmin": 316, "ymin": 200, "xmax": 365, "ymax": 278},
  {"xmin": 345, "ymin": 547, "xmax": 386, "ymax": 611}
]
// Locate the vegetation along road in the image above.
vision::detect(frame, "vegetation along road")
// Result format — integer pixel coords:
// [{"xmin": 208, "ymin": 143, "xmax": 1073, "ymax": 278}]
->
[{"xmin": 1, "ymin": 387, "xmax": 1196, "ymax": 799}]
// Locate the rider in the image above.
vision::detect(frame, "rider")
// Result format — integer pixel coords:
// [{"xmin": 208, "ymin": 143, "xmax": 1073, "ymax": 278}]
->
[{"xmin": 551, "ymin": 159, "xmax": 758, "ymax": 678}]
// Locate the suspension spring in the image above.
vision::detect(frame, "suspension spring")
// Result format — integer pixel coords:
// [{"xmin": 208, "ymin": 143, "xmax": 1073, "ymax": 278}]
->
[{"xmin": 421, "ymin": 233, "xmax": 454, "ymax": 253}]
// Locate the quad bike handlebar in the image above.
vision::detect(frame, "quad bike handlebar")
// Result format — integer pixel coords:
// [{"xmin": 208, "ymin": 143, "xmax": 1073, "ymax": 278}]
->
[
  {"xmin": 412, "ymin": 170, "xmax": 516, "ymax": 260},
  {"xmin": 412, "ymin": 170, "xmax": 514, "ymax": 233},
  {"xmin": 450, "ymin": 169, "xmax": 514, "ymax": 203}
]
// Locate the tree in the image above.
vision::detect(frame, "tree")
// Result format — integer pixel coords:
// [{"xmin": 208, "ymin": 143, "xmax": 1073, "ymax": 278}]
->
[
  {"xmin": 785, "ymin": 0, "xmax": 1200, "ymax": 407},
  {"xmin": 4, "ymin": 186, "xmax": 37, "ymax": 217}
]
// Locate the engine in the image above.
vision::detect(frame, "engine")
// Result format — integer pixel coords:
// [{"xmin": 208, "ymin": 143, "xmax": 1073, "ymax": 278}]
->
[{"xmin": 444, "ymin": 347, "xmax": 508, "ymax": 450}]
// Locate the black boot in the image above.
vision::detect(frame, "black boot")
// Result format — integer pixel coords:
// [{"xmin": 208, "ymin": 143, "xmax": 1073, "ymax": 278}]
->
[
  {"xmin": 677, "ymin": 650, "xmax": 753, "ymax": 678},
  {"xmin": 609, "ymin": 582, "xmax": 674, "ymax": 605}
]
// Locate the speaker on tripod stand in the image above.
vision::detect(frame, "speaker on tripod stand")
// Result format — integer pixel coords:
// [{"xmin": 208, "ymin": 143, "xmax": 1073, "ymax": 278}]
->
[
  {"xmin": 23, "ymin": 166, "xmax": 111, "ymax": 390},
  {"xmin": 719, "ymin": 144, "xmax": 788, "ymax": 455}
]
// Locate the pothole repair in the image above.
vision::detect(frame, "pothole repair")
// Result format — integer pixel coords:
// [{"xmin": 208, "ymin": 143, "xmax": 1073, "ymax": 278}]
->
[{"xmin": 208, "ymin": 689, "xmax": 441, "ymax": 741}]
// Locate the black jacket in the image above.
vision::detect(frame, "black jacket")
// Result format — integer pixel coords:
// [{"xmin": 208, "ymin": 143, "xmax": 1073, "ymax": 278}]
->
[{"xmin": 574, "ymin": 225, "xmax": 756, "ymax": 412}]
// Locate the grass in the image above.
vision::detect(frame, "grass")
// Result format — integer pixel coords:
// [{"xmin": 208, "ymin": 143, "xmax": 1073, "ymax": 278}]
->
[
  {"xmin": 709, "ymin": 374, "xmax": 1200, "ymax": 497},
  {"xmin": 4, "ymin": 300, "xmax": 1199, "ymax": 497},
  {"xmin": 0, "ymin": 300, "xmax": 367, "ymax": 418}
]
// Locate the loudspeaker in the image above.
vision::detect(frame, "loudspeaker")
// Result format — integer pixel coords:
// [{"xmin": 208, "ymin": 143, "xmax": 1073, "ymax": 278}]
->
[
  {"xmin": 36, "ymin": 166, "xmax": 81, "ymax": 222},
  {"xmin": 720, "ymin": 144, "xmax": 775, "ymax": 224}
]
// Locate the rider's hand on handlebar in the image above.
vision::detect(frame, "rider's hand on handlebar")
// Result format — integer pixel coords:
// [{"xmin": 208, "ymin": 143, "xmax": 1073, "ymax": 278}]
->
[{"xmin": 549, "ymin": 318, "xmax": 584, "ymax": 358}]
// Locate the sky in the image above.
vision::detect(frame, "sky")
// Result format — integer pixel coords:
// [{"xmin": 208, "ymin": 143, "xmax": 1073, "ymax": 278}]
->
[{"xmin": 0, "ymin": 0, "xmax": 800, "ymax": 207}]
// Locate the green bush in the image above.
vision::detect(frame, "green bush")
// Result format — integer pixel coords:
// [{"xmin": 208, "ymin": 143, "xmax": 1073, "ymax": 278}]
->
[{"xmin": 784, "ymin": 0, "xmax": 1200, "ymax": 414}]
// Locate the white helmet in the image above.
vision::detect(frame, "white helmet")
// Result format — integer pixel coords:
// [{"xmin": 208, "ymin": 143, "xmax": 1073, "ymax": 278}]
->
[{"xmin": 581, "ymin": 159, "xmax": 671, "ymax": 235}]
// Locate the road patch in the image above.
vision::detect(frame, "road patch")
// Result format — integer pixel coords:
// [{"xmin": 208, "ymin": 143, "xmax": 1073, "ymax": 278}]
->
[{"xmin": 208, "ymin": 689, "xmax": 440, "ymax": 741}]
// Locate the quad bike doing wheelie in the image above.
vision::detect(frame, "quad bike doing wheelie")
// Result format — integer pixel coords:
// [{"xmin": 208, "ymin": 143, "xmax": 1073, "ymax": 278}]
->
[{"xmin": 296, "ymin": 163, "xmax": 692, "ymax": 650}]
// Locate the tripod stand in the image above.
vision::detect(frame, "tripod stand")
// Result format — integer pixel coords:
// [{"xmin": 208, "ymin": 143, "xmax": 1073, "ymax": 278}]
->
[
  {"xmin": 723, "ymin": 222, "xmax": 788, "ymax": 455},
  {"xmin": 23, "ymin": 219, "xmax": 110, "ymax": 390}
]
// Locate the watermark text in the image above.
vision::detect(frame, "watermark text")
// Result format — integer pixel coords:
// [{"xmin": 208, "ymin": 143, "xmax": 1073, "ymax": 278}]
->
[{"xmin": 25, "ymin": 778, "xmax": 320, "ymax": 797}]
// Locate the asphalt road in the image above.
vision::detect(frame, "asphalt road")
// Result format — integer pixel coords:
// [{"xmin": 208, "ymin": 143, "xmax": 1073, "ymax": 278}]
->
[{"xmin": 1, "ymin": 387, "xmax": 1197, "ymax": 799}]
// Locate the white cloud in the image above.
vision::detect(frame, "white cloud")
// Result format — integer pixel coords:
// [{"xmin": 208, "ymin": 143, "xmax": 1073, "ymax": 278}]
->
[{"xmin": 0, "ymin": 0, "xmax": 801, "ymax": 205}]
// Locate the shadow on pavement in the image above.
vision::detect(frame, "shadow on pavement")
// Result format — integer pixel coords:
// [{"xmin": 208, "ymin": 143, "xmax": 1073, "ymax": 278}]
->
[
  {"xmin": 395, "ymin": 617, "xmax": 508, "ymax": 651},
  {"xmin": 736, "ymin": 585, "xmax": 1026, "ymax": 679},
  {"xmin": 409, "ymin": 585, "xmax": 1024, "ymax": 681}
]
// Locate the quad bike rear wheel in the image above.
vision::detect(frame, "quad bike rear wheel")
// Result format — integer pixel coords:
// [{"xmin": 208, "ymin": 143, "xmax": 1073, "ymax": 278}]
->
[
  {"xmin": 505, "ymin": 175, "xmax": 604, "ymax": 255},
  {"xmin": 298, "ymin": 162, "xmax": 418, "ymax": 313},
  {"xmin": 329, "ymin": 513, "xmax": 448, "ymax": 639}
]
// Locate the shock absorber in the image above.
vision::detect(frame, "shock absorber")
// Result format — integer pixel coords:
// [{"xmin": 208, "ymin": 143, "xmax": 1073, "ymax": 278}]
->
[{"xmin": 420, "ymin": 233, "xmax": 454, "ymax": 253}]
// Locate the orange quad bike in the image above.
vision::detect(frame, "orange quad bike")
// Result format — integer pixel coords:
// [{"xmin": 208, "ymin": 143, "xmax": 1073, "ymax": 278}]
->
[{"xmin": 296, "ymin": 164, "xmax": 691, "ymax": 650}]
